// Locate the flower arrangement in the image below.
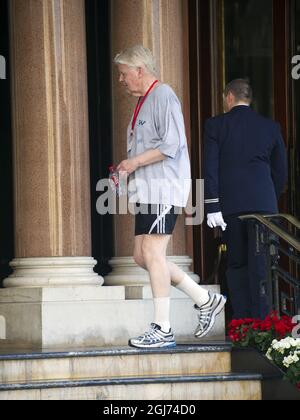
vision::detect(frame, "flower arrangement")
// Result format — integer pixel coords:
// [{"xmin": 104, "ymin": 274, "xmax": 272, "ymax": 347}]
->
[
  {"xmin": 266, "ymin": 337, "xmax": 300, "ymax": 389},
  {"xmin": 228, "ymin": 312, "xmax": 300, "ymax": 390},
  {"xmin": 228, "ymin": 312, "xmax": 295, "ymax": 353}
]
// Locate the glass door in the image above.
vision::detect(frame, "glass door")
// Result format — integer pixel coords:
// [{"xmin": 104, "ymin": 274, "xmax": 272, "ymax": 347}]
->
[
  {"xmin": 222, "ymin": 0, "xmax": 274, "ymax": 117},
  {"xmin": 188, "ymin": 0, "xmax": 298, "ymax": 288},
  {"xmin": 290, "ymin": 0, "xmax": 300, "ymax": 220},
  {"xmin": 288, "ymin": 0, "xmax": 300, "ymax": 293},
  {"xmin": 220, "ymin": 0, "xmax": 297, "ymax": 217},
  {"xmin": 219, "ymin": 0, "xmax": 299, "ymax": 314}
]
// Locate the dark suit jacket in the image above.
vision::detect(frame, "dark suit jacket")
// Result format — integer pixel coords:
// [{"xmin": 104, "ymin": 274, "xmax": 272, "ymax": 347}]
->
[{"xmin": 204, "ymin": 105, "xmax": 288, "ymax": 217}]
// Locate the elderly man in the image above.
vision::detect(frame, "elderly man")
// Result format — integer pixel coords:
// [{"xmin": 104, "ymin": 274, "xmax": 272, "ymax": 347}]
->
[
  {"xmin": 204, "ymin": 79, "xmax": 288, "ymax": 319},
  {"xmin": 114, "ymin": 45, "xmax": 226, "ymax": 349}
]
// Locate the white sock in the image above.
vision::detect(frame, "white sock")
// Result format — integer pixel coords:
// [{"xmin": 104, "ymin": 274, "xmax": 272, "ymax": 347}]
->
[
  {"xmin": 153, "ymin": 297, "xmax": 171, "ymax": 332},
  {"xmin": 176, "ymin": 274, "xmax": 210, "ymax": 307}
]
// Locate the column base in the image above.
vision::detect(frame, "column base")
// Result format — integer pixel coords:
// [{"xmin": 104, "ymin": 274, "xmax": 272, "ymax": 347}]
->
[
  {"xmin": 0, "ymin": 285, "xmax": 224, "ymax": 349},
  {"xmin": 3, "ymin": 257, "xmax": 103, "ymax": 288},
  {"xmin": 104, "ymin": 256, "xmax": 200, "ymax": 286}
]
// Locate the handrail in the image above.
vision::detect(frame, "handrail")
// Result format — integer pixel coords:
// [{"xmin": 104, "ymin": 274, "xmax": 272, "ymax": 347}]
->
[
  {"xmin": 232, "ymin": 213, "xmax": 299, "ymax": 317},
  {"xmin": 268, "ymin": 214, "xmax": 300, "ymax": 230},
  {"xmin": 206, "ymin": 244, "xmax": 227, "ymax": 285},
  {"xmin": 239, "ymin": 214, "xmax": 300, "ymax": 252}
]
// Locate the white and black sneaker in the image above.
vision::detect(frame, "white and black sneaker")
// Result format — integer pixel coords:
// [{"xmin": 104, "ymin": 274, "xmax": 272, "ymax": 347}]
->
[
  {"xmin": 194, "ymin": 292, "xmax": 227, "ymax": 339},
  {"xmin": 129, "ymin": 323, "xmax": 176, "ymax": 349}
]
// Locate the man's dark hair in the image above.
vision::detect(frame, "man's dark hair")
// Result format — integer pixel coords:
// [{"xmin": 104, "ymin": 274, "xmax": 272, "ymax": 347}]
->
[{"xmin": 224, "ymin": 79, "xmax": 253, "ymax": 104}]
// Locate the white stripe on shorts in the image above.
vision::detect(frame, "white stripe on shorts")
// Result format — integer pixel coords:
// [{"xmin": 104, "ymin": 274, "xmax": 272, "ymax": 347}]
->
[{"xmin": 148, "ymin": 205, "xmax": 172, "ymax": 235}]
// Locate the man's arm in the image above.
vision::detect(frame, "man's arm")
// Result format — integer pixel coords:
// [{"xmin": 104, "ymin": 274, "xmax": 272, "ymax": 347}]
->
[
  {"xmin": 270, "ymin": 123, "xmax": 288, "ymax": 200},
  {"xmin": 204, "ymin": 118, "xmax": 227, "ymax": 231},
  {"xmin": 204, "ymin": 118, "xmax": 221, "ymax": 214},
  {"xmin": 117, "ymin": 149, "xmax": 166, "ymax": 175}
]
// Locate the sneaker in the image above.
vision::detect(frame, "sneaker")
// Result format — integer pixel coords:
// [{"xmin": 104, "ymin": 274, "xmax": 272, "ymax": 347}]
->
[
  {"xmin": 129, "ymin": 323, "xmax": 176, "ymax": 349},
  {"xmin": 194, "ymin": 292, "xmax": 227, "ymax": 339}
]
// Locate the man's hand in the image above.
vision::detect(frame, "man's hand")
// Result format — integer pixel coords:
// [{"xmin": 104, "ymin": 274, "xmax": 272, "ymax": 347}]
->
[
  {"xmin": 207, "ymin": 212, "xmax": 227, "ymax": 232},
  {"xmin": 117, "ymin": 158, "xmax": 139, "ymax": 175},
  {"xmin": 117, "ymin": 149, "xmax": 166, "ymax": 175}
]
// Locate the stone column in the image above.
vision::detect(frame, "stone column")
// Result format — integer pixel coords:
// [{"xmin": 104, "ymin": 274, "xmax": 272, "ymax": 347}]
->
[
  {"xmin": 4, "ymin": 0, "xmax": 102, "ymax": 288},
  {"xmin": 105, "ymin": 0, "xmax": 199, "ymax": 286},
  {"xmin": 0, "ymin": 0, "xmax": 113, "ymax": 349}
]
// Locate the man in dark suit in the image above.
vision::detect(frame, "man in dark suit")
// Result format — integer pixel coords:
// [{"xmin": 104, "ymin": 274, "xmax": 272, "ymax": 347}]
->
[{"xmin": 204, "ymin": 79, "xmax": 288, "ymax": 319}]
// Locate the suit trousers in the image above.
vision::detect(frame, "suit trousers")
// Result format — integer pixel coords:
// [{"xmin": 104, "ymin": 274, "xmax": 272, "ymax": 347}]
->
[{"xmin": 223, "ymin": 214, "xmax": 270, "ymax": 319}]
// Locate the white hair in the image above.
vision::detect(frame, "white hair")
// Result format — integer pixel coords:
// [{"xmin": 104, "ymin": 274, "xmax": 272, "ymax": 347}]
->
[{"xmin": 114, "ymin": 45, "xmax": 157, "ymax": 76}]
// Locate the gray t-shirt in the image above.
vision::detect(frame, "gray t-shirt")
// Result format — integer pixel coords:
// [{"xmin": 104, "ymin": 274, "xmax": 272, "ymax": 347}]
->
[{"xmin": 127, "ymin": 84, "xmax": 191, "ymax": 207}]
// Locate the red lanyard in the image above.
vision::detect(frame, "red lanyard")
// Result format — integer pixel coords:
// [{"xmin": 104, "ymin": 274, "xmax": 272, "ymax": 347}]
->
[{"xmin": 131, "ymin": 80, "xmax": 158, "ymax": 135}]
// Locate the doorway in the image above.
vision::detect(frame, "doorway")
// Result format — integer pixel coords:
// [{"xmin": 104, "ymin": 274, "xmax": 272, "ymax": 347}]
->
[
  {"xmin": 188, "ymin": 0, "xmax": 299, "ymax": 281},
  {"xmin": 85, "ymin": 0, "xmax": 114, "ymax": 277},
  {"xmin": 290, "ymin": 0, "xmax": 300, "ymax": 220}
]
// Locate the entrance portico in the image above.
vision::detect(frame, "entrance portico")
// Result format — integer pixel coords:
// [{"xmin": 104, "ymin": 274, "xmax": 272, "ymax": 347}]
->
[{"xmin": 0, "ymin": 0, "xmax": 222, "ymax": 349}]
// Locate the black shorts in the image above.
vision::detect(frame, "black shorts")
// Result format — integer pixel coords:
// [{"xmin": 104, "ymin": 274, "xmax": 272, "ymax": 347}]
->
[{"xmin": 135, "ymin": 204, "xmax": 180, "ymax": 236}]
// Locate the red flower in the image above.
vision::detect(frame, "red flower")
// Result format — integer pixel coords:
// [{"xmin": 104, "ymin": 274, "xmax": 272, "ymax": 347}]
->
[
  {"xmin": 244, "ymin": 319, "xmax": 255, "ymax": 324},
  {"xmin": 269, "ymin": 312, "xmax": 280, "ymax": 323},
  {"xmin": 252, "ymin": 321, "xmax": 262, "ymax": 330},
  {"xmin": 260, "ymin": 320, "xmax": 273, "ymax": 331},
  {"xmin": 229, "ymin": 333, "xmax": 240, "ymax": 342},
  {"xmin": 228, "ymin": 319, "xmax": 246, "ymax": 329},
  {"xmin": 227, "ymin": 312, "xmax": 295, "ymax": 345}
]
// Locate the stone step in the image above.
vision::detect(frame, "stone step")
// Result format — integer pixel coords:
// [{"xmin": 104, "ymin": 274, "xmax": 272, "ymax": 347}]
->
[
  {"xmin": 0, "ymin": 285, "xmax": 225, "ymax": 348},
  {"xmin": 0, "ymin": 343, "xmax": 232, "ymax": 384},
  {"xmin": 0, "ymin": 373, "xmax": 262, "ymax": 400}
]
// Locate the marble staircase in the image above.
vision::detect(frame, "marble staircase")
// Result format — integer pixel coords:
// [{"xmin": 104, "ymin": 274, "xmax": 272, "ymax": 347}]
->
[{"xmin": 0, "ymin": 342, "xmax": 262, "ymax": 400}]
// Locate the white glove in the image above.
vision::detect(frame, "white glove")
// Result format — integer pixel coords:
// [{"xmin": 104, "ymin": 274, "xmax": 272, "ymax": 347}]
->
[{"xmin": 207, "ymin": 212, "xmax": 227, "ymax": 231}]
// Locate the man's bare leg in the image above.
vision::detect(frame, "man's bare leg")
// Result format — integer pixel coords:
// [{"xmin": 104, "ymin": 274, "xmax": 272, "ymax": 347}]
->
[
  {"xmin": 134, "ymin": 236, "xmax": 209, "ymax": 307},
  {"xmin": 133, "ymin": 235, "xmax": 226, "ymax": 341},
  {"xmin": 141, "ymin": 234, "xmax": 171, "ymax": 296},
  {"xmin": 141, "ymin": 234, "xmax": 171, "ymax": 332}
]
